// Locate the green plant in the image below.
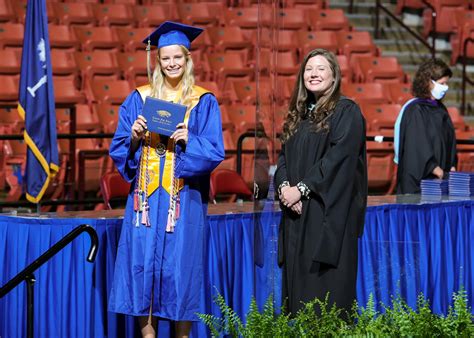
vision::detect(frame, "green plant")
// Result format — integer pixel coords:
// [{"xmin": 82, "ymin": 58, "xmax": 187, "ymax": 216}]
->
[{"xmin": 198, "ymin": 289, "xmax": 474, "ymax": 337}]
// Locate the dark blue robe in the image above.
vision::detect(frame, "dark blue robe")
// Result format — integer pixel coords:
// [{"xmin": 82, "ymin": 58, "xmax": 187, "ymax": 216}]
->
[{"xmin": 108, "ymin": 88, "xmax": 224, "ymax": 321}]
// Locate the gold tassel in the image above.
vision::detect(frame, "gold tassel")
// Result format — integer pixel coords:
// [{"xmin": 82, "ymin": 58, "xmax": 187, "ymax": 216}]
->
[{"xmin": 146, "ymin": 39, "xmax": 152, "ymax": 85}]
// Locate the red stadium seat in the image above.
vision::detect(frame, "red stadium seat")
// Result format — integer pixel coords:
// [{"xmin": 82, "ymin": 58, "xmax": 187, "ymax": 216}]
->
[
  {"xmin": 367, "ymin": 140, "xmax": 397, "ymax": 195},
  {"xmin": 0, "ymin": 107, "xmax": 23, "ymax": 133},
  {"xmin": 455, "ymin": 130, "xmax": 474, "ymax": 152},
  {"xmin": 451, "ymin": 20, "xmax": 474, "ymax": 64},
  {"xmin": 177, "ymin": 3, "xmax": 217, "ymax": 26},
  {"xmin": 231, "ymin": 79, "xmax": 273, "ymax": 105},
  {"xmin": 447, "ymin": 106, "xmax": 468, "ymax": 131},
  {"xmin": 342, "ymin": 82, "xmax": 389, "ymax": 105},
  {"xmin": 267, "ymin": 29, "xmax": 298, "ymax": 52},
  {"xmin": 336, "ymin": 55, "xmax": 352, "ymax": 83},
  {"xmin": 51, "ymin": 50, "xmax": 79, "ymax": 83},
  {"xmin": 56, "ymin": 103, "xmax": 101, "ymax": 133},
  {"xmin": 224, "ymin": 7, "xmax": 271, "ymax": 30},
  {"xmin": 308, "ymin": 8, "xmax": 351, "ymax": 31},
  {"xmin": 133, "ymin": 4, "xmax": 178, "ymax": 28},
  {"xmin": 336, "ymin": 31, "xmax": 378, "ymax": 59},
  {"xmin": 66, "ymin": 138, "xmax": 108, "ymax": 194},
  {"xmin": 0, "ymin": 50, "xmax": 21, "ymax": 75},
  {"xmin": 217, "ymin": 104, "xmax": 233, "ymax": 130},
  {"xmin": 117, "ymin": 51, "xmax": 148, "ymax": 88},
  {"xmin": 275, "ymin": 51, "xmax": 299, "ymax": 77},
  {"xmin": 53, "ymin": 78, "xmax": 86, "ymax": 104},
  {"xmin": 11, "ymin": 1, "xmax": 27, "ymax": 24},
  {"xmin": 195, "ymin": 80, "xmax": 228, "ymax": 104},
  {"xmin": 209, "ymin": 169, "xmax": 253, "ymax": 203},
  {"xmin": 207, "ymin": 52, "xmax": 253, "ymax": 90},
  {"xmin": 354, "ymin": 56, "xmax": 406, "ymax": 83},
  {"xmin": 90, "ymin": 79, "xmax": 132, "ymax": 104},
  {"xmin": 114, "ymin": 27, "xmax": 154, "ymax": 52},
  {"xmin": 0, "ymin": 0, "xmax": 15, "ymax": 23},
  {"xmin": 457, "ymin": 151, "xmax": 474, "ymax": 172},
  {"xmin": 218, "ymin": 128, "xmax": 237, "ymax": 171},
  {"xmin": 0, "ymin": 75, "xmax": 18, "ymax": 102},
  {"xmin": 94, "ymin": 103, "xmax": 120, "ymax": 133},
  {"xmin": 100, "ymin": 171, "xmax": 131, "ymax": 209},
  {"xmin": 48, "ymin": 24, "xmax": 80, "ymax": 51},
  {"xmin": 207, "ymin": 26, "xmax": 250, "ymax": 55},
  {"xmin": 0, "ymin": 23, "xmax": 24, "ymax": 50},
  {"xmin": 240, "ymin": 137, "xmax": 271, "ymax": 189},
  {"xmin": 296, "ymin": 30, "xmax": 339, "ymax": 56},
  {"xmin": 361, "ymin": 103, "xmax": 401, "ymax": 134},
  {"xmin": 384, "ymin": 82, "xmax": 413, "ymax": 105},
  {"xmin": 225, "ymin": 103, "xmax": 257, "ymax": 134},
  {"xmin": 51, "ymin": 2, "xmax": 95, "ymax": 26},
  {"xmin": 423, "ymin": 6, "xmax": 463, "ymax": 39},
  {"xmin": 276, "ymin": 8, "xmax": 309, "ymax": 30},
  {"xmin": 74, "ymin": 51, "xmax": 121, "ymax": 89},
  {"xmin": 73, "ymin": 26, "xmax": 119, "ymax": 52},
  {"xmin": 91, "ymin": 3, "xmax": 134, "ymax": 27}
]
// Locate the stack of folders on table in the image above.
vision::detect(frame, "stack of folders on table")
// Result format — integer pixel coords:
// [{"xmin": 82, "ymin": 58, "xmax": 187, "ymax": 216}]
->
[
  {"xmin": 420, "ymin": 179, "xmax": 449, "ymax": 197},
  {"xmin": 448, "ymin": 172, "xmax": 474, "ymax": 197}
]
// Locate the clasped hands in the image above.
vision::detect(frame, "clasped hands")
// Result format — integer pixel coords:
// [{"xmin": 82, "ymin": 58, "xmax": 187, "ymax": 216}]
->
[
  {"xmin": 131, "ymin": 115, "xmax": 188, "ymax": 144},
  {"xmin": 279, "ymin": 186, "xmax": 302, "ymax": 215}
]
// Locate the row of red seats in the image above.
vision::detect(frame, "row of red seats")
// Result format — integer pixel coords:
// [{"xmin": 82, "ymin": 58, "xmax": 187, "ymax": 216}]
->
[
  {"xmin": 396, "ymin": 0, "xmax": 474, "ymax": 64},
  {"xmin": 0, "ymin": 19, "xmax": 357, "ymax": 53},
  {"xmin": 0, "ymin": 2, "xmax": 334, "ymax": 29},
  {"xmin": 2, "ymin": 126, "xmax": 473, "ymax": 202},
  {"xmin": 0, "ymin": 48, "xmax": 404, "ymax": 100}
]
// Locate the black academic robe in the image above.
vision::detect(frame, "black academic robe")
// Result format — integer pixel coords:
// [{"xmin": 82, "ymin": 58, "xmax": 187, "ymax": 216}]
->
[
  {"xmin": 396, "ymin": 100, "xmax": 457, "ymax": 194},
  {"xmin": 274, "ymin": 98, "xmax": 368, "ymax": 316}
]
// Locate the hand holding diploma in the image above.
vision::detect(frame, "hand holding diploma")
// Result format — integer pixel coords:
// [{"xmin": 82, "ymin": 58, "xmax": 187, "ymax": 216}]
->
[
  {"xmin": 171, "ymin": 122, "xmax": 188, "ymax": 145},
  {"xmin": 131, "ymin": 115, "xmax": 147, "ymax": 150}
]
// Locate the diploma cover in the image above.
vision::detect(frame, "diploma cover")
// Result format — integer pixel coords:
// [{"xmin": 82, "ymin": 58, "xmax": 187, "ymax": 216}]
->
[{"xmin": 142, "ymin": 96, "xmax": 187, "ymax": 137}]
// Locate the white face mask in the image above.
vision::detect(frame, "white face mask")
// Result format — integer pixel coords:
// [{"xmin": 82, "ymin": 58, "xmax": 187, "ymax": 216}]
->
[{"xmin": 431, "ymin": 80, "xmax": 449, "ymax": 100}]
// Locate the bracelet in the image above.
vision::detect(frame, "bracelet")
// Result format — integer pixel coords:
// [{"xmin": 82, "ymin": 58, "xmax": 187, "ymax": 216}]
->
[
  {"xmin": 278, "ymin": 181, "xmax": 290, "ymax": 195},
  {"xmin": 296, "ymin": 181, "xmax": 311, "ymax": 198}
]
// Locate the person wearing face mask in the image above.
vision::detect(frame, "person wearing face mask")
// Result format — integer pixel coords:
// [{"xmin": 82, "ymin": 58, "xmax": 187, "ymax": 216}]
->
[
  {"xmin": 274, "ymin": 49, "xmax": 368, "ymax": 316},
  {"xmin": 394, "ymin": 58, "xmax": 457, "ymax": 194},
  {"xmin": 107, "ymin": 21, "xmax": 224, "ymax": 338}
]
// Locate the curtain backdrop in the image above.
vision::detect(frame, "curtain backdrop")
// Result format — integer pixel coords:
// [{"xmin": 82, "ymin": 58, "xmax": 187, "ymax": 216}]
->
[{"xmin": 1, "ymin": 200, "xmax": 473, "ymax": 337}]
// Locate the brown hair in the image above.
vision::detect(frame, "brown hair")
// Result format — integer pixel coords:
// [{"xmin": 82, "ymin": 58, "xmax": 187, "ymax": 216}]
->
[
  {"xmin": 412, "ymin": 58, "xmax": 452, "ymax": 99},
  {"xmin": 280, "ymin": 49, "xmax": 341, "ymax": 143}
]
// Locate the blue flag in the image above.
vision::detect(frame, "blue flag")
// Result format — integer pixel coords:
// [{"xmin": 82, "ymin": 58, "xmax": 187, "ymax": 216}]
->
[{"xmin": 17, "ymin": 0, "xmax": 59, "ymax": 203}]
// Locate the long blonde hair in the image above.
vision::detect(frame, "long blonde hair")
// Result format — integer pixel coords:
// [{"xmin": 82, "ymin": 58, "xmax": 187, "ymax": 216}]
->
[
  {"xmin": 280, "ymin": 49, "xmax": 341, "ymax": 144},
  {"xmin": 150, "ymin": 45, "xmax": 195, "ymax": 107}
]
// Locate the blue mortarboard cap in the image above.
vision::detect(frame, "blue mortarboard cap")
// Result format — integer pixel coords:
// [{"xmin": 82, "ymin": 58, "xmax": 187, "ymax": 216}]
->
[{"xmin": 143, "ymin": 21, "xmax": 204, "ymax": 50}]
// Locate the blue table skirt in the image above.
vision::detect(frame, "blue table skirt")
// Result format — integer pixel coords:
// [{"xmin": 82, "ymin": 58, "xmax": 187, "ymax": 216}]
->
[{"xmin": 1, "ymin": 200, "xmax": 473, "ymax": 337}]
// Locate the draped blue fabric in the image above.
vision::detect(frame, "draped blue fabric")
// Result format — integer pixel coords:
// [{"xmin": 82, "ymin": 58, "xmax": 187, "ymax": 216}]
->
[
  {"xmin": 1, "ymin": 200, "xmax": 473, "ymax": 337},
  {"xmin": 0, "ymin": 211, "xmax": 280, "ymax": 338},
  {"xmin": 356, "ymin": 200, "xmax": 474, "ymax": 315}
]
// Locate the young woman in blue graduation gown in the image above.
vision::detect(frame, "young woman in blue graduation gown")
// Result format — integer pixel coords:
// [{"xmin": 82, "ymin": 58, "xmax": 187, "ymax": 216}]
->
[{"xmin": 107, "ymin": 22, "xmax": 224, "ymax": 337}]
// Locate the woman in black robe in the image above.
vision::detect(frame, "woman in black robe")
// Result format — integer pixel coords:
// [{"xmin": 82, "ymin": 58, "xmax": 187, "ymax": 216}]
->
[
  {"xmin": 395, "ymin": 58, "xmax": 457, "ymax": 194},
  {"xmin": 274, "ymin": 49, "xmax": 368, "ymax": 316}
]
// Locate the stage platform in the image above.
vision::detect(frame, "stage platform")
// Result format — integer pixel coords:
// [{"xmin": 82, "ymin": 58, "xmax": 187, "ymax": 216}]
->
[{"xmin": 1, "ymin": 195, "xmax": 473, "ymax": 337}]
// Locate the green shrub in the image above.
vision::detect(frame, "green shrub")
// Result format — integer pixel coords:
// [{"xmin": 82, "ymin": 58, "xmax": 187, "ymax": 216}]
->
[{"xmin": 198, "ymin": 288, "xmax": 473, "ymax": 337}]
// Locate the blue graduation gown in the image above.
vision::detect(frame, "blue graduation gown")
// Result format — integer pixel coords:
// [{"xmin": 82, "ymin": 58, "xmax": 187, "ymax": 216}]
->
[{"xmin": 108, "ymin": 88, "xmax": 224, "ymax": 321}]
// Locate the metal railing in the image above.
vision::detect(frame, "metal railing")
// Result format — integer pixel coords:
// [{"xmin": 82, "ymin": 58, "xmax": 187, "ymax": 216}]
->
[
  {"xmin": 374, "ymin": 0, "xmax": 436, "ymax": 59},
  {"xmin": 0, "ymin": 224, "xmax": 98, "ymax": 338}
]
